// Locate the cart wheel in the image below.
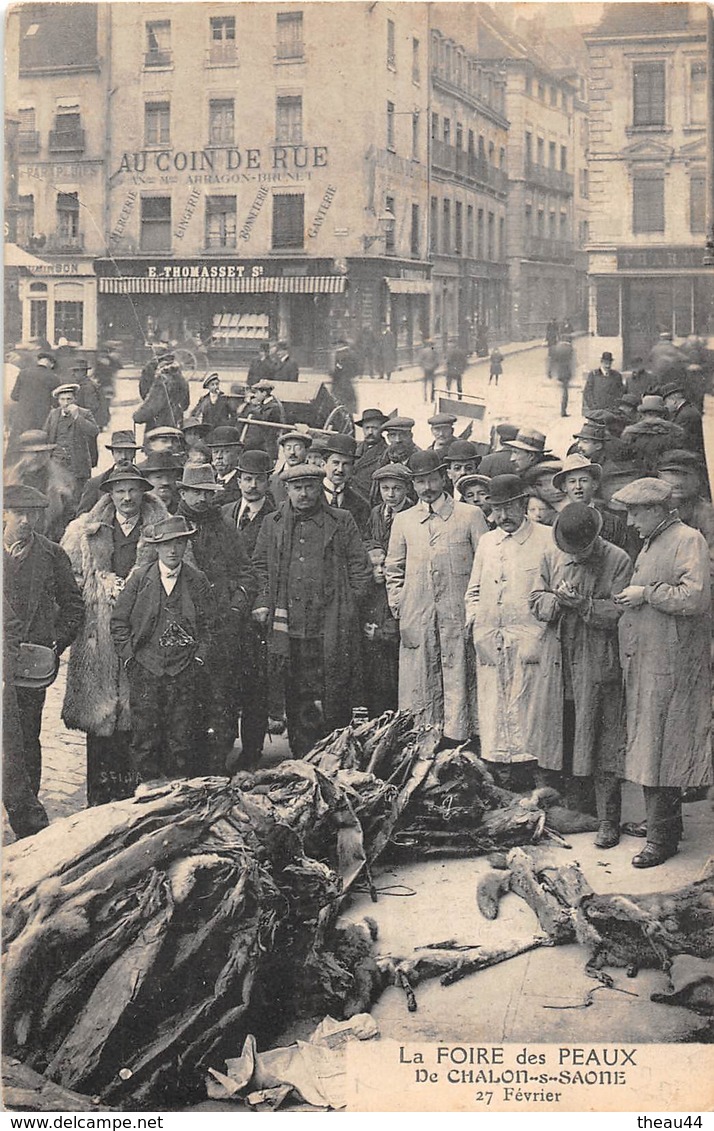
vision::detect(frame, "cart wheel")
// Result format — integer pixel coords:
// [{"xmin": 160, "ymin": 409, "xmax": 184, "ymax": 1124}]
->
[
  {"xmin": 324, "ymin": 405, "xmax": 355, "ymax": 436},
  {"xmin": 173, "ymin": 347, "xmax": 197, "ymax": 377}
]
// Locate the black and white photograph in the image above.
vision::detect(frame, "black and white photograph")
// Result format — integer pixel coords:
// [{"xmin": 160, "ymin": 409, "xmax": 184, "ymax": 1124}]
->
[{"xmin": 3, "ymin": 0, "xmax": 714, "ymax": 1116}]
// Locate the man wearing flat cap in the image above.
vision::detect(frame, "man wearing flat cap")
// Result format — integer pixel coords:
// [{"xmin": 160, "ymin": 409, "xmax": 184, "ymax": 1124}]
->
[
  {"xmin": 44, "ymin": 383, "xmax": 100, "ymax": 503},
  {"xmin": 61, "ymin": 464, "xmax": 168, "ymax": 805},
  {"xmin": 252, "ymin": 463, "xmax": 372, "ymax": 756},
  {"xmin": 465, "ymin": 474, "xmax": 561, "ymax": 789},
  {"xmin": 529, "ymin": 503, "xmax": 633, "ymax": 846},
  {"xmin": 371, "ymin": 416, "xmax": 420, "ymax": 504},
  {"xmin": 207, "ymin": 425, "xmax": 244, "ymax": 505},
  {"xmin": 195, "ymin": 373, "xmax": 237, "ymax": 430},
  {"xmin": 582, "ymin": 351, "xmax": 624, "ymax": 415},
  {"xmin": 366, "ymin": 463, "xmax": 413, "ymax": 553},
  {"xmin": 321, "ymin": 433, "xmax": 371, "ymax": 535},
  {"xmin": 235, "ymin": 381, "xmax": 282, "ymax": 458},
  {"xmin": 428, "ymin": 413, "xmax": 457, "ymax": 455},
  {"xmin": 5, "ymin": 429, "xmax": 77, "ymax": 542},
  {"xmin": 385, "ymin": 450, "xmax": 487, "ymax": 744},
  {"xmin": 611, "ymin": 477, "xmax": 712, "ymax": 867},
  {"xmin": 111, "ymin": 516, "xmax": 216, "ymax": 784},
  {"xmin": 353, "ymin": 409, "xmax": 389, "ymax": 498},
  {"xmin": 271, "ymin": 430, "xmax": 313, "ymax": 505},
  {"xmin": 3, "ymin": 485, "xmax": 84, "ymax": 835}
]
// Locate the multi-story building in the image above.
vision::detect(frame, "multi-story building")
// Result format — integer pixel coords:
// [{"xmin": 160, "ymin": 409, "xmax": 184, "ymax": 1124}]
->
[
  {"xmin": 5, "ymin": 3, "xmax": 109, "ymax": 350},
  {"xmin": 96, "ymin": 2, "xmax": 431, "ymax": 368},
  {"xmin": 585, "ymin": 3, "xmax": 712, "ymax": 367},
  {"xmin": 428, "ymin": 27, "xmax": 509, "ymax": 352}
]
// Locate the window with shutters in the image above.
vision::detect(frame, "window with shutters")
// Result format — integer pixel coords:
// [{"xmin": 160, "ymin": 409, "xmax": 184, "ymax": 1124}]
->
[
  {"xmin": 205, "ymin": 196, "xmax": 237, "ymax": 248},
  {"xmin": 411, "ymin": 112, "xmax": 419, "ymax": 160},
  {"xmin": 689, "ymin": 61, "xmax": 706, "ymax": 125},
  {"xmin": 455, "ymin": 202, "xmax": 463, "ymax": 255},
  {"xmin": 430, "ymin": 196, "xmax": 438, "ymax": 253},
  {"xmin": 276, "ymin": 95, "xmax": 302, "ymax": 144},
  {"xmin": 276, "ymin": 12, "xmax": 303, "ymax": 60},
  {"xmin": 141, "ymin": 196, "xmax": 172, "ymax": 252},
  {"xmin": 431, "ymin": 112, "xmax": 439, "ymax": 141},
  {"xmin": 690, "ymin": 175, "xmax": 706, "ymax": 234},
  {"xmin": 466, "ymin": 204, "xmax": 474, "ymax": 257},
  {"xmin": 442, "ymin": 199, "xmax": 451, "ymax": 253},
  {"xmin": 145, "ymin": 20, "xmax": 171, "ymax": 67},
  {"xmin": 209, "ymin": 16, "xmax": 236, "ymax": 64},
  {"xmin": 17, "ymin": 107, "xmax": 38, "ymax": 152},
  {"xmin": 633, "ymin": 61, "xmax": 665, "ymax": 127},
  {"xmin": 385, "ymin": 196, "xmax": 396, "ymax": 254},
  {"xmin": 387, "ymin": 102, "xmax": 395, "ymax": 151},
  {"xmin": 499, "ymin": 216, "xmax": 505, "ymax": 260},
  {"xmin": 412, "ymin": 37, "xmax": 420, "ymax": 84},
  {"xmin": 488, "ymin": 212, "xmax": 495, "ymax": 259},
  {"xmin": 443, "ymin": 118, "xmax": 451, "ymax": 146},
  {"xmin": 410, "ymin": 203, "xmax": 420, "ymax": 257},
  {"xmin": 272, "ymin": 193, "xmax": 304, "ymax": 249},
  {"xmin": 477, "ymin": 208, "xmax": 484, "ymax": 258},
  {"xmin": 56, "ymin": 192, "xmax": 80, "ymax": 240},
  {"xmin": 387, "ymin": 18, "xmax": 396, "ymax": 70},
  {"xmin": 145, "ymin": 102, "xmax": 170, "ymax": 147},
  {"xmin": 209, "ymin": 99, "xmax": 234, "ymax": 145},
  {"xmin": 633, "ymin": 174, "xmax": 664, "ymax": 233}
]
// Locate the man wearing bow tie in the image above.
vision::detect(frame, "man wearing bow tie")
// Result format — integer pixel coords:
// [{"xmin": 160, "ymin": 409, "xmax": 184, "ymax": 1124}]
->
[{"xmin": 321, "ymin": 433, "xmax": 371, "ymax": 535}]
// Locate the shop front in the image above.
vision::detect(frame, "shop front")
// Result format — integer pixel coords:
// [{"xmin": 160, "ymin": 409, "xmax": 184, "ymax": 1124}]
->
[
  {"xmin": 342, "ymin": 258, "xmax": 431, "ymax": 369},
  {"xmin": 17, "ymin": 257, "xmax": 97, "ymax": 351},
  {"xmin": 94, "ymin": 257, "xmax": 348, "ymax": 370}
]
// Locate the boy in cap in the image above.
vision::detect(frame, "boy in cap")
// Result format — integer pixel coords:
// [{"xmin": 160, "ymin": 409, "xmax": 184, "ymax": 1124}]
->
[
  {"xmin": 612, "ymin": 477, "xmax": 712, "ymax": 866},
  {"xmin": 195, "ymin": 372, "xmax": 237, "ymax": 430},
  {"xmin": 44, "ymin": 383, "xmax": 100, "ymax": 502},
  {"xmin": 456, "ymin": 473, "xmax": 494, "ymax": 526},
  {"xmin": 367, "ymin": 462, "xmax": 413, "ymax": 552},
  {"xmin": 111, "ymin": 516, "xmax": 216, "ymax": 784}
]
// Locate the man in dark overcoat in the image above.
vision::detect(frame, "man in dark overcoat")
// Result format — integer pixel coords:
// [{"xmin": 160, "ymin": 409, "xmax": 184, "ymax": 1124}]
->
[
  {"xmin": 8, "ymin": 351, "xmax": 60, "ymax": 456},
  {"xmin": 353, "ymin": 409, "xmax": 389, "ymax": 498},
  {"xmin": 44, "ymin": 383, "xmax": 99, "ymax": 502},
  {"xmin": 195, "ymin": 373, "xmax": 237, "ymax": 429}
]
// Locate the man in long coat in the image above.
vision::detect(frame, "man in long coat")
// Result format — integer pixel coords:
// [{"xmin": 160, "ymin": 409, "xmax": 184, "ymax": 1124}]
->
[
  {"xmin": 465, "ymin": 474, "xmax": 562, "ymax": 789},
  {"xmin": 353, "ymin": 409, "xmax": 389, "ymax": 498},
  {"xmin": 385, "ymin": 450, "xmax": 487, "ymax": 744},
  {"xmin": 8, "ymin": 351, "xmax": 60, "ymax": 456},
  {"xmin": 252, "ymin": 463, "xmax": 372, "ymax": 757},
  {"xmin": 611, "ymin": 477, "xmax": 712, "ymax": 868},
  {"xmin": 44, "ymin": 383, "xmax": 100, "ymax": 502},
  {"xmin": 529, "ymin": 504, "xmax": 632, "ymax": 845}
]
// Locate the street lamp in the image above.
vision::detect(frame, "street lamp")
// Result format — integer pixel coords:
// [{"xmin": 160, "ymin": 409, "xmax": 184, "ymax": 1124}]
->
[{"xmin": 363, "ymin": 208, "xmax": 396, "ymax": 251}]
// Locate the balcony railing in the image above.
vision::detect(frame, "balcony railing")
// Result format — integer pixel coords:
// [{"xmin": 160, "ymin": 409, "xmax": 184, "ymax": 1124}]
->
[
  {"xmin": 524, "ymin": 160, "xmax": 574, "ymax": 193},
  {"xmin": 207, "ymin": 42, "xmax": 237, "ymax": 65},
  {"xmin": 275, "ymin": 41, "xmax": 304, "ymax": 61},
  {"xmin": 144, "ymin": 50, "xmax": 172, "ymax": 68},
  {"xmin": 431, "ymin": 141, "xmax": 508, "ymax": 192},
  {"xmin": 48, "ymin": 128, "xmax": 85, "ymax": 153},
  {"xmin": 47, "ymin": 232, "xmax": 85, "ymax": 252},
  {"xmin": 17, "ymin": 131, "xmax": 40, "ymax": 154},
  {"xmin": 525, "ymin": 235, "xmax": 574, "ymax": 263}
]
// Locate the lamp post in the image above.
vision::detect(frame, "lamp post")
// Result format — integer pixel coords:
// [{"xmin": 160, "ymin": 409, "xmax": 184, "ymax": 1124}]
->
[{"xmin": 362, "ymin": 209, "xmax": 396, "ymax": 252}]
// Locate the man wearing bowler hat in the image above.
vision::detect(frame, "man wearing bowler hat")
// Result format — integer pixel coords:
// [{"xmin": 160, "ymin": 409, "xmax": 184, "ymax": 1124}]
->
[
  {"xmin": 385, "ymin": 450, "xmax": 487, "ymax": 744},
  {"xmin": 3, "ymin": 484, "xmax": 84, "ymax": 830},
  {"xmin": 582, "ymin": 351, "xmax": 625, "ymax": 415},
  {"xmin": 553, "ymin": 453, "xmax": 630, "ymax": 553},
  {"xmin": 6, "ymin": 429, "xmax": 77, "ymax": 541},
  {"xmin": 138, "ymin": 452, "xmax": 184, "ymax": 515},
  {"xmin": 444, "ymin": 440, "xmax": 483, "ymax": 495},
  {"xmin": 611, "ymin": 477, "xmax": 712, "ymax": 867},
  {"xmin": 111, "ymin": 515, "xmax": 217, "ymax": 783},
  {"xmin": 76, "ymin": 430, "xmax": 141, "ymax": 515},
  {"xmin": 207, "ymin": 425, "xmax": 244, "ymax": 505},
  {"xmin": 224, "ymin": 450, "xmax": 276, "ymax": 768},
  {"xmin": 61, "ymin": 463, "xmax": 168, "ymax": 805},
  {"xmin": 195, "ymin": 372, "xmax": 237, "ymax": 430},
  {"xmin": 465, "ymin": 474, "xmax": 561, "ymax": 789},
  {"xmin": 252, "ymin": 463, "xmax": 372, "ymax": 756},
  {"xmin": 177, "ymin": 463, "xmax": 257, "ymax": 765},
  {"xmin": 530, "ymin": 503, "xmax": 632, "ymax": 845},
  {"xmin": 353, "ymin": 408, "xmax": 389, "ymax": 498},
  {"xmin": 44, "ymin": 382, "xmax": 100, "ymax": 502},
  {"xmin": 322, "ymin": 433, "xmax": 371, "ymax": 534},
  {"xmin": 367, "ymin": 463, "xmax": 413, "ymax": 552}
]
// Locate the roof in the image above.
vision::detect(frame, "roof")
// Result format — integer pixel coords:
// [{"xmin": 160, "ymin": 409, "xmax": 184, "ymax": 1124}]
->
[{"xmin": 588, "ymin": 3, "xmax": 707, "ymax": 37}]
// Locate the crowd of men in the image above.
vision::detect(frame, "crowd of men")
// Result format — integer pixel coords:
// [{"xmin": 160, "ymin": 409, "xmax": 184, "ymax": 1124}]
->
[{"xmin": 3, "ymin": 341, "xmax": 712, "ymax": 874}]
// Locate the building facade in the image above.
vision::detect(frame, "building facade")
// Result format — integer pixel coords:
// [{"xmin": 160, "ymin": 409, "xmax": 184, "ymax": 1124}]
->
[
  {"xmin": 428, "ymin": 28, "xmax": 509, "ymax": 353},
  {"xmin": 585, "ymin": 3, "xmax": 713, "ymax": 368},
  {"xmin": 6, "ymin": 3, "xmax": 109, "ymax": 351}
]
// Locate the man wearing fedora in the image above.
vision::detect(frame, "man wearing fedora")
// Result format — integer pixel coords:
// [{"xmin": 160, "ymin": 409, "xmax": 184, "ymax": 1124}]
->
[
  {"xmin": 322, "ymin": 433, "xmax": 371, "ymax": 535},
  {"xmin": 8, "ymin": 350, "xmax": 60, "ymax": 455},
  {"xmin": 195, "ymin": 372, "xmax": 237, "ymax": 430},
  {"xmin": 177, "ymin": 462, "xmax": 257, "ymax": 764},
  {"xmin": 224, "ymin": 450, "xmax": 276, "ymax": 768},
  {"xmin": 465, "ymin": 474, "xmax": 561, "ymax": 789},
  {"xmin": 207, "ymin": 425, "xmax": 244, "ymax": 505},
  {"xmin": 252, "ymin": 462, "xmax": 372, "ymax": 756},
  {"xmin": 367, "ymin": 463, "xmax": 413, "ymax": 553},
  {"xmin": 385, "ymin": 450, "xmax": 487, "ymax": 744},
  {"xmin": 111, "ymin": 516, "xmax": 216, "ymax": 784},
  {"xmin": 5, "ymin": 429, "xmax": 77, "ymax": 542},
  {"xmin": 553, "ymin": 454, "xmax": 629, "ymax": 552},
  {"xmin": 530, "ymin": 503, "xmax": 633, "ymax": 845},
  {"xmin": 76, "ymin": 430, "xmax": 141, "ymax": 516},
  {"xmin": 611, "ymin": 478, "xmax": 712, "ymax": 867},
  {"xmin": 3, "ymin": 485, "xmax": 84, "ymax": 823},
  {"xmin": 353, "ymin": 409, "xmax": 389, "ymax": 498},
  {"xmin": 621, "ymin": 395, "xmax": 685, "ymax": 475},
  {"xmin": 43, "ymin": 382, "xmax": 100, "ymax": 503},
  {"xmin": 61, "ymin": 464, "xmax": 168, "ymax": 805},
  {"xmin": 138, "ymin": 452, "xmax": 184, "ymax": 515},
  {"xmin": 504, "ymin": 428, "xmax": 552, "ymax": 476},
  {"xmin": 582, "ymin": 351, "xmax": 624, "ymax": 415},
  {"xmin": 235, "ymin": 380, "xmax": 282, "ymax": 458}
]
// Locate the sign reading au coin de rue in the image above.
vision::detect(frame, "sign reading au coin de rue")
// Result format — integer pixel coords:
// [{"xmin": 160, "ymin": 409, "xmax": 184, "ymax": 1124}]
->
[{"xmin": 116, "ymin": 146, "xmax": 329, "ymax": 175}]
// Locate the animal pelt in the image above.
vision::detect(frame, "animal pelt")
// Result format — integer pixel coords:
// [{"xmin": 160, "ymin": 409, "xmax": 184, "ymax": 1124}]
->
[
  {"xmin": 60, "ymin": 493, "xmax": 168, "ymax": 736},
  {"xmin": 6, "ymin": 457, "xmax": 76, "ymax": 543}
]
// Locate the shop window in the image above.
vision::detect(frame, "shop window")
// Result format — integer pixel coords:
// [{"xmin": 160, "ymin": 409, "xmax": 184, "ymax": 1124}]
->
[
  {"xmin": 145, "ymin": 20, "xmax": 171, "ymax": 67},
  {"xmin": 276, "ymin": 95, "xmax": 303, "ymax": 144},
  {"xmin": 455, "ymin": 202, "xmax": 463, "ymax": 255},
  {"xmin": 633, "ymin": 61, "xmax": 665, "ymax": 127},
  {"xmin": 689, "ymin": 61, "xmax": 706, "ymax": 125},
  {"xmin": 430, "ymin": 196, "xmax": 438, "ymax": 254},
  {"xmin": 209, "ymin": 99, "xmax": 235, "ymax": 146},
  {"xmin": 410, "ymin": 203, "xmax": 420, "ymax": 257},
  {"xmin": 209, "ymin": 15, "xmax": 236, "ymax": 64},
  {"xmin": 412, "ymin": 37, "xmax": 420, "ymax": 84},
  {"xmin": 387, "ymin": 18, "xmax": 396, "ymax": 70},
  {"xmin": 385, "ymin": 195, "xmax": 396, "ymax": 254},
  {"xmin": 276, "ymin": 12, "xmax": 303, "ymax": 60},
  {"xmin": 272, "ymin": 193, "xmax": 304, "ymax": 249},
  {"xmin": 387, "ymin": 102, "xmax": 395, "ymax": 151},
  {"xmin": 141, "ymin": 196, "xmax": 172, "ymax": 252},
  {"xmin": 56, "ymin": 192, "xmax": 81, "ymax": 247},
  {"xmin": 442, "ymin": 199, "xmax": 451, "ymax": 254},
  {"xmin": 632, "ymin": 174, "xmax": 664, "ymax": 233},
  {"xmin": 55, "ymin": 301, "xmax": 83, "ymax": 343},
  {"xmin": 145, "ymin": 102, "xmax": 170, "ymax": 147},
  {"xmin": 596, "ymin": 280, "xmax": 620, "ymax": 336},
  {"xmin": 205, "ymin": 195, "xmax": 237, "ymax": 248},
  {"xmin": 690, "ymin": 174, "xmax": 706, "ymax": 234},
  {"xmin": 16, "ymin": 194, "xmax": 34, "ymax": 246}
]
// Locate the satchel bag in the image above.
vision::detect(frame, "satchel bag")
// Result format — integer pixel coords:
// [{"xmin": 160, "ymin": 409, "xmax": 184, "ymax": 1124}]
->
[{"xmin": 14, "ymin": 643, "xmax": 59, "ymax": 689}]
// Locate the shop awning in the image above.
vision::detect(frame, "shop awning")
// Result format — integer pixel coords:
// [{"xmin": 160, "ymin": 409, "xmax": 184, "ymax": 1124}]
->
[
  {"xmin": 384, "ymin": 277, "xmax": 431, "ymax": 295},
  {"xmin": 5, "ymin": 243, "xmax": 51, "ymax": 269},
  {"xmin": 98, "ymin": 274, "xmax": 346, "ymax": 295}
]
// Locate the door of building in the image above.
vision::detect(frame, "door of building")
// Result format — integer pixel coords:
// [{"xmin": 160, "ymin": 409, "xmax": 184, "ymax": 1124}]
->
[{"xmin": 622, "ymin": 278, "xmax": 674, "ymax": 367}]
